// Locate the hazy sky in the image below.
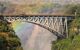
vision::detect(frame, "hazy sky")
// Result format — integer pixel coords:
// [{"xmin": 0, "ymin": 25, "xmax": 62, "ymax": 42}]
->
[{"xmin": 0, "ymin": 0, "xmax": 80, "ymax": 4}]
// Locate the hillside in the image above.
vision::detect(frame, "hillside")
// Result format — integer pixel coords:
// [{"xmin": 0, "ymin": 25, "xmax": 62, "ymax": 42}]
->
[
  {"xmin": 0, "ymin": 0, "xmax": 80, "ymax": 15},
  {"xmin": 0, "ymin": 2, "xmax": 68, "ymax": 15}
]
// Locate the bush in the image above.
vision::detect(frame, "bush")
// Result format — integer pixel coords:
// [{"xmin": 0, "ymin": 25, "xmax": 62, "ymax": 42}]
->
[
  {"xmin": 52, "ymin": 35, "xmax": 80, "ymax": 50},
  {"xmin": 0, "ymin": 19, "xmax": 23, "ymax": 50}
]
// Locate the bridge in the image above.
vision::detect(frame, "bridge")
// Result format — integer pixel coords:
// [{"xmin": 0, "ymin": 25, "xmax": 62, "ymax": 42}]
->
[{"xmin": 0, "ymin": 15, "xmax": 74, "ymax": 39}]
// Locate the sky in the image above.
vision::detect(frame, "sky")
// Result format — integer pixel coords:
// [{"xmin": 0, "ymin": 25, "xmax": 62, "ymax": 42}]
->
[{"xmin": 0, "ymin": 0, "xmax": 80, "ymax": 4}]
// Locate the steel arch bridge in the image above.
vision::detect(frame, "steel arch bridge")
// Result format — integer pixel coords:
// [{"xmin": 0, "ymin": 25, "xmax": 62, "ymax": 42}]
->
[{"xmin": 1, "ymin": 15, "xmax": 74, "ymax": 39}]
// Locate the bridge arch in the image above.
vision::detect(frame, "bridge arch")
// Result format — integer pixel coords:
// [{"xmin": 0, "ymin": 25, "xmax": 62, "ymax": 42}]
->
[
  {"xmin": 26, "ymin": 21, "xmax": 65, "ymax": 39},
  {"xmin": 3, "ymin": 15, "xmax": 74, "ymax": 39}
]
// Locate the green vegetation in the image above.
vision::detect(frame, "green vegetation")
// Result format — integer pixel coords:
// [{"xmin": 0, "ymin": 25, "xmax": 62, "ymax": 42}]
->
[
  {"xmin": 0, "ymin": 18, "xmax": 23, "ymax": 50},
  {"xmin": 52, "ymin": 4, "xmax": 80, "ymax": 50},
  {"xmin": 63, "ymin": 4, "xmax": 80, "ymax": 15},
  {"xmin": 52, "ymin": 35, "xmax": 80, "ymax": 50},
  {"xmin": 65, "ymin": 4, "xmax": 80, "ymax": 37}
]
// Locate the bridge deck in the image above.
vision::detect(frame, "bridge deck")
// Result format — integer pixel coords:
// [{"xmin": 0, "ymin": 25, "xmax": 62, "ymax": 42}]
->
[{"xmin": 0, "ymin": 14, "xmax": 74, "ymax": 17}]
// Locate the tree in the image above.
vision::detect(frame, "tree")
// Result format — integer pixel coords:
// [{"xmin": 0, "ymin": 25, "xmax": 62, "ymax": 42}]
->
[
  {"xmin": 63, "ymin": 4, "xmax": 80, "ymax": 16},
  {"xmin": 0, "ymin": 17, "xmax": 23, "ymax": 50},
  {"xmin": 52, "ymin": 4, "xmax": 80, "ymax": 50},
  {"xmin": 63, "ymin": 4, "xmax": 80, "ymax": 38}
]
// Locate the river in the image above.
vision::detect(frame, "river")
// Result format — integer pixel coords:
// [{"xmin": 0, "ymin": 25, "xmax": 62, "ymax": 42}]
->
[{"xmin": 12, "ymin": 22, "xmax": 57, "ymax": 50}]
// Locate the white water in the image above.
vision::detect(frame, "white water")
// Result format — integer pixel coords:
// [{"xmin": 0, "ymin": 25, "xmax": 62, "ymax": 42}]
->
[{"xmin": 15, "ymin": 22, "xmax": 57, "ymax": 50}]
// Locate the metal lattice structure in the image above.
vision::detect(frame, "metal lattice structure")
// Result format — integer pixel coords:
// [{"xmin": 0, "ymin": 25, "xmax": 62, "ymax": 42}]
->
[{"xmin": 3, "ymin": 15, "xmax": 74, "ymax": 39}]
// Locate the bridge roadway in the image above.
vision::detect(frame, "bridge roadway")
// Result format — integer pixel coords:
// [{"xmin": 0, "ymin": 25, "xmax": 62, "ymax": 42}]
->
[{"xmin": 0, "ymin": 15, "xmax": 74, "ymax": 39}]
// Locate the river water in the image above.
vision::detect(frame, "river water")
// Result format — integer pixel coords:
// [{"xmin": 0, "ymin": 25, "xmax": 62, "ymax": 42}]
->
[{"xmin": 13, "ymin": 22, "xmax": 57, "ymax": 50}]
